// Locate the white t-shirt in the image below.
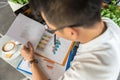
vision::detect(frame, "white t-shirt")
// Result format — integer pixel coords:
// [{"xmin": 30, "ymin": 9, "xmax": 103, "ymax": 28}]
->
[{"xmin": 58, "ymin": 18, "xmax": 120, "ymax": 80}]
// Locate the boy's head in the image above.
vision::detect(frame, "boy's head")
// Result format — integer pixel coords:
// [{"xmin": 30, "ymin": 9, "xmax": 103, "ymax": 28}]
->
[{"xmin": 30, "ymin": 0, "xmax": 103, "ymax": 41}]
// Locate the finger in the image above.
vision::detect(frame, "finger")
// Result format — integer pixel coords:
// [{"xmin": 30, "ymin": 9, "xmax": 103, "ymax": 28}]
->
[
  {"xmin": 27, "ymin": 42, "xmax": 34, "ymax": 51},
  {"xmin": 21, "ymin": 45, "xmax": 27, "ymax": 50},
  {"xmin": 21, "ymin": 45, "xmax": 28, "ymax": 53},
  {"xmin": 20, "ymin": 45, "xmax": 24, "ymax": 55}
]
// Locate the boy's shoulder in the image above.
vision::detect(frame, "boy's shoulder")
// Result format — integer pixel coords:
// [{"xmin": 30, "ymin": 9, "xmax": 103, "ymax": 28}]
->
[{"xmin": 102, "ymin": 17, "xmax": 120, "ymax": 36}]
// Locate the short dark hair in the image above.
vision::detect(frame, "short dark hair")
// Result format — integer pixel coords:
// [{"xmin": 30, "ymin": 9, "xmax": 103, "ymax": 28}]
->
[{"xmin": 29, "ymin": 0, "xmax": 103, "ymax": 27}]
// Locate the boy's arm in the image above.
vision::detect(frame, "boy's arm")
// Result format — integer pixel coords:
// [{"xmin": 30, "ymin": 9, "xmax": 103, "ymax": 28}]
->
[
  {"xmin": 20, "ymin": 42, "xmax": 48, "ymax": 80},
  {"xmin": 31, "ymin": 62, "xmax": 48, "ymax": 80}
]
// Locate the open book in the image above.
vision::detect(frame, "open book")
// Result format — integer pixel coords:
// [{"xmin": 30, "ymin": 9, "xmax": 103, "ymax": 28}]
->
[{"xmin": 6, "ymin": 14, "xmax": 74, "ymax": 65}]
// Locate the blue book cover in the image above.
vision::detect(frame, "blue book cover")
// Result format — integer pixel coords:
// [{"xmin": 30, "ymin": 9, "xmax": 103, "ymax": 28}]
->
[{"xmin": 65, "ymin": 46, "xmax": 78, "ymax": 70}]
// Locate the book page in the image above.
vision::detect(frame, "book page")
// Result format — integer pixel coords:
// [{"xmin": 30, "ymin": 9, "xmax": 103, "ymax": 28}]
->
[
  {"xmin": 6, "ymin": 14, "xmax": 45, "ymax": 49},
  {"xmin": 36, "ymin": 31, "xmax": 73, "ymax": 65}
]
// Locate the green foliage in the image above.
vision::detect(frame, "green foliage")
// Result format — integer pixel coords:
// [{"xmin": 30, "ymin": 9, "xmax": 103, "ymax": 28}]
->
[
  {"xmin": 101, "ymin": 0, "xmax": 120, "ymax": 26},
  {"xmin": 9, "ymin": 0, "xmax": 29, "ymax": 4}
]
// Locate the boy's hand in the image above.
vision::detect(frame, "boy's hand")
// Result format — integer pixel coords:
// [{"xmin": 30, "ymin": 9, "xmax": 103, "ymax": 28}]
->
[{"xmin": 20, "ymin": 42, "xmax": 35, "ymax": 61}]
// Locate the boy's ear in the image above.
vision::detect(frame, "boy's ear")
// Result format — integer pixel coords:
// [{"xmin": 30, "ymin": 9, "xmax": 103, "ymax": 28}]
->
[{"xmin": 63, "ymin": 27, "xmax": 79, "ymax": 40}]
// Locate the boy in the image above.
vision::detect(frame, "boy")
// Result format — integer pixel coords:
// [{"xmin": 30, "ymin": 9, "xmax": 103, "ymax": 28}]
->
[{"xmin": 21, "ymin": 0, "xmax": 120, "ymax": 80}]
